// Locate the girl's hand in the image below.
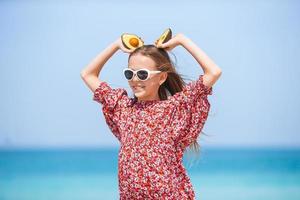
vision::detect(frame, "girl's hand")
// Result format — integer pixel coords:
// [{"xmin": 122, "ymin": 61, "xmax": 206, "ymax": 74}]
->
[
  {"xmin": 155, "ymin": 33, "xmax": 185, "ymax": 51},
  {"xmin": 114, "ymin": 37, "xmax": 135, "ymax": 54}
]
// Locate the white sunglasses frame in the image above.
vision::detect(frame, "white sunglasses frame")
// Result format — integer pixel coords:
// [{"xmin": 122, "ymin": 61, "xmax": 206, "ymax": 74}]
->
[{"xmin": 123, "ymin": 68, "xmax": 162, "ymax": 81}]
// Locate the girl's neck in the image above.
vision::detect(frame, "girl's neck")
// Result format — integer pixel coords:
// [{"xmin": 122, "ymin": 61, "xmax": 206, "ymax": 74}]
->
[{"xmin": 137, "ymin": 94, "xmax": 160, "ymax": 102}]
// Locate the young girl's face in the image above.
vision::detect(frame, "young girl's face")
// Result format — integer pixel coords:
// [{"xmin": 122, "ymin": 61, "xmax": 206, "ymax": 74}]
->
[{"xmin": 128, "ymin": 54, "xmax": 167, "ymax": 101}]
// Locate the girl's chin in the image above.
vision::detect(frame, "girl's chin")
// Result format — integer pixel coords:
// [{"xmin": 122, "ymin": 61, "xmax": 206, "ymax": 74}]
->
[{"xmin": 134, "ymin": 91, "xmax": 146, "ymax": 97}]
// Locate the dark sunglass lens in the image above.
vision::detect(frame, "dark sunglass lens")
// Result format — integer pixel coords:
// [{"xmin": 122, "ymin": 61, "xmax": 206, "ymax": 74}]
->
[
  {"xmin": 124, "ymin": 70, "xmax": 133, "ymax": 80},
  {"xmin": 137, "ymin": 70, "xmax": 148, "ymax": 80}
]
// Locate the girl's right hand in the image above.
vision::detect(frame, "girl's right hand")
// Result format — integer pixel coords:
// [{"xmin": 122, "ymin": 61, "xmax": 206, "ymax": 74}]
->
[
  {"xmin": 155, "ymin": 33, "xmax": 185, "ymax": 51},
  {"xmin": 114, "ymin": 37, "xmax": 135, "ymax": 54}
]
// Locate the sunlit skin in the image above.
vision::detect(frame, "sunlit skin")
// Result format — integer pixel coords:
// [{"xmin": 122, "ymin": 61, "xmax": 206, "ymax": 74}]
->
[{"xmin": 128, "ymin": 54, "xmax": 168, "ymax": 102}]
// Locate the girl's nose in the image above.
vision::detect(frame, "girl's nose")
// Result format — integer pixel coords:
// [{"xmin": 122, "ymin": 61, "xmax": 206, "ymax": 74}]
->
[{"xmin": 132, "ymin": 74, "xmax": 139, "ymax": 81}]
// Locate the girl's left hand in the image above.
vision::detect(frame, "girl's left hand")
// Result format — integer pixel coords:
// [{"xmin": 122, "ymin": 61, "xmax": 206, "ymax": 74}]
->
[{"xmin": 155, "ymin": 33, "xmax": 185, "ymax": 51}]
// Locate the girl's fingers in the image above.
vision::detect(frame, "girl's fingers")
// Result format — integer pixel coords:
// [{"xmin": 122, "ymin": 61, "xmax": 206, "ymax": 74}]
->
[
  {"xmin": 157, "ymin": 42, "xmax": 166, "ymax": 48},
  {"xmin": 162, "ymin": 39, "xmax": 173, "ymax": 48},
  {"xmin": 120, "ymin": 46, "xmax": 132, "ymax": 53}
]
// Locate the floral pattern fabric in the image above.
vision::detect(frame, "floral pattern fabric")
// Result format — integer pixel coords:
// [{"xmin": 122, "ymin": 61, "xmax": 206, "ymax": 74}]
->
[{"xmin": 93, "ymin": 74, "xmax": 212, "ymax": 199}]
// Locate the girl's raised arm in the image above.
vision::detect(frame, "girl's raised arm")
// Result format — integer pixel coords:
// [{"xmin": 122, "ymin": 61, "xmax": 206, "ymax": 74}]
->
[
  {"xmin": 180, "ymin": 34, "xmax": 222, "ymax": 87},
  {"xmin": 158, "ymin": 33, "xmax": 222, "ymax": 88},
  {"xmin": 80, "ymin": 38, "xmax": 133, "ymax": 93}
]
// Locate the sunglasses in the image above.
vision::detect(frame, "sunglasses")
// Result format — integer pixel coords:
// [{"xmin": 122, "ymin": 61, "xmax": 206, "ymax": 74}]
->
[{"xmin": 123, "ymin": 68, "xmax": 162, "ymax": 81}]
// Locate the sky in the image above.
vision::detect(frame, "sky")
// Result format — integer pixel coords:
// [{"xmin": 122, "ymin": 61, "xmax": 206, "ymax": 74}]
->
[{"xmin": 0, "ymin": 0, "xmax": 299, "ymax": 149}]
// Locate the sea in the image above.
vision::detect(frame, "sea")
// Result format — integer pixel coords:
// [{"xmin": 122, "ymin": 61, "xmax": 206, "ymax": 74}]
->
[{"xmin": 0, "ymin": 147, "xmax": 299, "ymax": 200}]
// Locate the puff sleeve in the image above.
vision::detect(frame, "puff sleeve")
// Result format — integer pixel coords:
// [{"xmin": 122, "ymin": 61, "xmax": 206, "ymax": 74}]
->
[
  {"xmin": 169, "ymin": 74, "xmax": 213, "ymax": 149},
  {"xmin": 93, "ymin": 81, "xmax": 129, "ymax": 142}
]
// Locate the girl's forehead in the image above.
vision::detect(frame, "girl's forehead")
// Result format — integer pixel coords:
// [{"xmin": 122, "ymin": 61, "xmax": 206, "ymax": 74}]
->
[{"xmin": 129, "ymin": 55, "xmax": 156, "ymax": 70}]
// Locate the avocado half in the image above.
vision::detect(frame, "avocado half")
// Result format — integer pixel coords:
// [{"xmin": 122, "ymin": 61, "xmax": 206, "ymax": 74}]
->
[
  {"xmin": 155, "ymin": 28, "xmax": 172, "ymax": 47},
  {"xmin": 121, "ymin": 33, "xmax": 144, "ymax": 50}
]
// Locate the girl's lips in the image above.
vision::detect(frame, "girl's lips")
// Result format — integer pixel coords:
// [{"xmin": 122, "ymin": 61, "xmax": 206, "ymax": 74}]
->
[
  {"xmin": 132, "ymin": 85, "xmax": 145, "ymax": 88},
  {"xmin": 132, "ymin": 86, "xmax": 145, "ymax": 90}
]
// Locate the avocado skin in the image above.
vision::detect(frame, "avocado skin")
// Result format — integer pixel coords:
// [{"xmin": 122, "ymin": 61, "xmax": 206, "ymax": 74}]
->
[
  {"xmin": 121, "ymin": 33, "xmax": 144, "ymax": 50},
  {"xmin": 156, "ymin": 28, "xmax": 172, "ymax": 46},
  {"xmin": 162, "ymin": 28, "xmax": 172, "ymax": 44}
]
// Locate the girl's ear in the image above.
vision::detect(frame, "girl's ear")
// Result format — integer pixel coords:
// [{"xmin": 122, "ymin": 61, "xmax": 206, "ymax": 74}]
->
[{"xmin": 159, "ymin": 72, "xmax": 168, "ymax": 85}]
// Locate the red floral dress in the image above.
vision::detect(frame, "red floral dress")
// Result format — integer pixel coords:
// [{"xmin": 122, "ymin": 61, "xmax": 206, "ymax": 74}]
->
[{"xmin": 93, "ymin": 74, "xmax": 213, "ymax": 199}]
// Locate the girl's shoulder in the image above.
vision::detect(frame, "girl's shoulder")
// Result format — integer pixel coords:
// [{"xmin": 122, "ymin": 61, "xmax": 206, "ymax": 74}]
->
[
  {"xmin": 93, "ymin": 81, "xmax": 132, "ymax": 109},
  {"xmin": 167, "ymin": 74, "xmax": 213, "ymax": 104}
]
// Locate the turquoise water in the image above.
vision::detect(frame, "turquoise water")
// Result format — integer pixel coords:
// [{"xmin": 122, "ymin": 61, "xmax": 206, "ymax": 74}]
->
[{"xmin": 0, "ymin": 147, "xmax": 300, "ymax": 200}]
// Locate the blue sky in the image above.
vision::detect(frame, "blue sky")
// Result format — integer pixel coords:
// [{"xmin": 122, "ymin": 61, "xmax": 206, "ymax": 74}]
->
[{"xmin": 0, "ymin": 0, "xmax": 299, "ymax": 149}]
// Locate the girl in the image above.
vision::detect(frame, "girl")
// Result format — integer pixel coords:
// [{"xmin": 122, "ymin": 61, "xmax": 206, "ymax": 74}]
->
[{"xmin": 81, "ymin": 32, "xmax": 222, "ymax": 199}]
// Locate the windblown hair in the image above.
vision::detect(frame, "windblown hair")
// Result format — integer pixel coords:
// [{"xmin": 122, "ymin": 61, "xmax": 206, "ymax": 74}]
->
[{"xmin": 128, "ymin": 44, "xmax": 207, "ymax": 158}]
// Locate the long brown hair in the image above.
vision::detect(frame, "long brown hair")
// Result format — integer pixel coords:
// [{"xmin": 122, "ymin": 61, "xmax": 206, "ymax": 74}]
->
[{"xmin": 128, "ymin": 44, "xmax": 208, "ymax": 157}]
